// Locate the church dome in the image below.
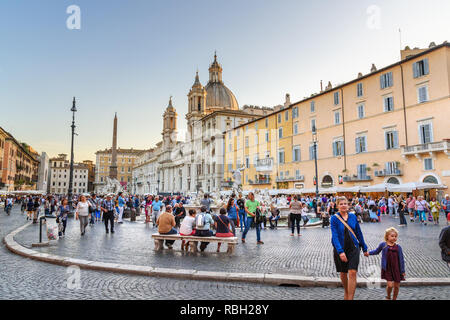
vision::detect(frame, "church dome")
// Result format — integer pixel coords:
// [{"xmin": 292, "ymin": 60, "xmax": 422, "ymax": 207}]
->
[
  {"xmin": 204, "ymin": 53, "xmax": 239, "ymax": 111},
  {"xmin": 205, "ymin": 82, "xmax": 239, "ymax": 110}
]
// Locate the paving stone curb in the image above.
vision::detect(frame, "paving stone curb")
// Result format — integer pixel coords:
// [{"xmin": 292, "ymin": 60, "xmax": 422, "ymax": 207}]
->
[{"xmin": 4, "ymin": 222, "xmax": 450, "ymax": 288}]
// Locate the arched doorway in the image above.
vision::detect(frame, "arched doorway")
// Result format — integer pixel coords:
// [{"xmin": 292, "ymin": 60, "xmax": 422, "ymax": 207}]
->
[
  {"xmin": 321, "ymin": 175, "xmax": 334, "ymax": 188},
  {"xmin": 423, "ymin": 175, "xmax": 438, "ymax": 184},
  {"xmin": 387, "ymin": 177, "xmax": 400, "ymax": 184}
]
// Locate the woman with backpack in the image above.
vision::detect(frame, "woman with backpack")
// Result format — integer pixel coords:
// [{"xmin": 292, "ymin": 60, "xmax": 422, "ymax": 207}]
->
[{"xmin": 194, "ymin": 206, "xmax": 215, "ymax": 252}]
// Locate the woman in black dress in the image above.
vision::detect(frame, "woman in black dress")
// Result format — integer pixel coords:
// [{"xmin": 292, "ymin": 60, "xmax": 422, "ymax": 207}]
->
[{"xmin": 330, "ymin": 196, "xmax": 369, "ymax": 300}]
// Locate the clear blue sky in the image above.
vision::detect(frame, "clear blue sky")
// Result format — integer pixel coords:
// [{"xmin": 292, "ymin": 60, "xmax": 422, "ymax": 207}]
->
[{"xmin": 1, "ymin": 0, "xmax": 449, "ymax": 161}]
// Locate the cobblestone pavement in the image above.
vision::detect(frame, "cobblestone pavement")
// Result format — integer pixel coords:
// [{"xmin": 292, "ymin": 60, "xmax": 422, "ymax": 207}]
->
[
  {"xmin": 1, "ymin": 207, "xmax": 449, "ymax": 300},
  {"xmin": 14, "ymin": 208, "xmax": 450, "ymax": 279}
]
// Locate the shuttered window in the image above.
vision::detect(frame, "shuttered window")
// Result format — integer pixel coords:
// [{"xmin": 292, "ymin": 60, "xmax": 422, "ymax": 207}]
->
[
  {"xmin": 384, "ymin": 96, "xmax": 394, "ymax": 112},
  {"xmin": 380, "ymin": 72, "xmax": 393, "ymax": 89},
  {"xmin": 357, "ymin": 104, "xmax": 365, "ymax": 119},
  {"xmin": 355, "ymin": 136, "xmax": 367, "ymax": 153},
  {"xmin": 357, "ymin": 83, "xmax": 363, "ymax": 97},
  {"xmin": 334, "ymin": 92, "xmax": 340, "ymax": 105},
  {"xmin": 385, "ymin": 131, "xmax": 399, "ymax": 150},
  {"xmin": 419, "ymin": 124, "xmax": 432, "ymax": 144},
  {"xmin": 413, "ymin": 59, "xmax": 429, "ymax": 78},
  {"xmin": 418, "ymin": 85, "xmax": 429, "ymax": 103},
  {"xmin": 333, "ymin": 140, "xmax": 344, "ymax": 156}
]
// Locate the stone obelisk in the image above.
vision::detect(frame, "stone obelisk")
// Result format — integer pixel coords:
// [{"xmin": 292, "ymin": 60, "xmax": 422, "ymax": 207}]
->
[{"xmin": 109, "ymin": 113, "xmax": 118, "ymax": 180}]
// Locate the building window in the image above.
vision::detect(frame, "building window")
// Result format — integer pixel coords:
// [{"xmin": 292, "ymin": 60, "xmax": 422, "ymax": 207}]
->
[
  {"xmin": 309, "ymin": 144, "xmax": 318, "ymax": 160},
  {"xmin": 292, "ymin": 107, "xmax": 298, "ymax": 119},
  {"xmin": 380, "ymin": 72, "xmax": 393, "ymax": 89},
  {"xmin": 228, "ymin": 143, "xmax": 232, "ymax": 152},
  {"xmin": 384, "ymin": 96, "xmax": 394, "ymax": 112},
  {"xmin": 417, "ymin": 85, "xmax": 429, "ymax": 103},
  {"xmin": 424, "ymin": 158, "xmax": 433, "ymax": 171},
  {"xmin": 334, "ymin": 92, "xmax": 340, "ymax": 105},
  {"xmin": 265, "ymin": 118, "xmax": 268, "ymax": 128},
  {"xmin": 245, "ymin": 157, "xmax": 249, "ymax": 169},
  {"xmin": 228, "ymin": 163, "xmax": 233, "ymax": 172},
  {"xmin": 355, "ymin": 136, "xmax": 367, "ymax": 153},
  {"xmin": 332, "ymin": 140, "xmax": 344, "ymax": 157},
  {"xmin": 292, "ymin": 146, "xmax": 301, "ymax": 162},
  {"xmin": 284, "ymin": 110, "xmax": 289, "ymax": 121},
  {"xmin": 334, "ymin": 111, "xmax": 341, "ymax": 125},
  {"xmin": 385, "ymin": 161, "xmax": 399, "ymax": 175},
  {"xmin": 357, "ymin": 104, "xmax": 365, "ymax": 119},
  {"xmin": 254, "ymin": 134, "xmax": 258, "ymax": 146},
  {"xmin": 357, "ymin": 164, "xmax": 367, "ymax": 178},
  {"xmin": 357, "ymin": 83, "xmax": 363, "ymax": 97},
  {"xmin": 245, "ymin": 137, "xmax": 249, "ymax": 147},
  {"xmin": 278, "ymin": 127, "xmax": 283, "ymax": 139},
  {"xmin": 278, "ymin": 149, "xmax": 285, "ymax": 164},
  {"xmin": 265, "ymin": 131, "xmax": 269, "ymax": 142},
  {"xmin": 295, "ymin": 170, "xmax": 301, "ymax": 179},
  {"xmin": 311, "ymin": 119, "xmax": 316, "ymax": 132},
  {"xmin": 385, "ymin": 131, "xmax": 399, "ymax": 150},
  {"xmin": 255, "ymin": 123, "xmax": 258, "ymax": 131},
  {"xmin": 293, "ymin": 122, "xmax": 298, "ymax": 135},
  {"xmin": 413, "ymin": 58, "xmax": 429, "ymax": 78},
  {"xmin": 419, "ymin": 123, "xmax": 432, "ymax": 144},
  {"xmin": 310, "ymin": 101, "xmax": 315, "ymax": 113}
]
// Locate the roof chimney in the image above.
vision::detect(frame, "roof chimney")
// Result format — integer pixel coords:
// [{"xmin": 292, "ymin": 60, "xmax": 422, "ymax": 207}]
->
[
  {"xmin": 371, "ymin": 64, "xmax": 377, "ymax": 72},
  {"xmin": 320, "ymin": 80, "xmax": 323, "ymax": 92},
  {"xmin": 357, "ymin": 72, "xmax": 363, "ymax": 78}
]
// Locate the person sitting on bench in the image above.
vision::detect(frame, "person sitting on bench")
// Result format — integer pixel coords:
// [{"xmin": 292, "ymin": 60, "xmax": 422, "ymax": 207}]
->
[
  {"xmin": 180, "ymin": 209, "xmax": 197, "ymax": 251},
  {"xmin": 194, "ymin": 206, "xmax": 215, "ymax": 252},
  {"xmin": 215, "ymin": 208, "xmax": 234, "ymax": 252},
  {"xmin": 156, "ymin": 205, "xmax": 178, "ymax": 249}
]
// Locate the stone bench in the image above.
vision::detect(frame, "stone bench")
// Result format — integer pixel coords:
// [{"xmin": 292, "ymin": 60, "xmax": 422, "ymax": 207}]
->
[{"xmin": 151, "ymin": 233, "xmax": 238, "ymax": 254}]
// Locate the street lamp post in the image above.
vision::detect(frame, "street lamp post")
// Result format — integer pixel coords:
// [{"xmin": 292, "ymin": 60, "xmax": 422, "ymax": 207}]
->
[
  {"xmin": 157, "ymin": 179, "xmax": 160, "ymax": 195},
  {"xmin": 68, "ymin": 97, "xmax": 77, "ymax": 212},
  {"xmin": 312, "ymin": 125, "xmax": 319, "ymax": 216}
]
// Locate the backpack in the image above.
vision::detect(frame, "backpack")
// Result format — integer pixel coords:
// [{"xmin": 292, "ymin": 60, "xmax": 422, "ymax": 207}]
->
[{"xmin": 196, "ymin": 213, "xmax": 206, "ymax": 228}]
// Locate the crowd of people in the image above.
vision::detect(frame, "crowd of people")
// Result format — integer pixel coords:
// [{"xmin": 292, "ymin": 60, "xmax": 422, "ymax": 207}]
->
[{"xmin": 2, "ymin": 190, "xmax": 449, "ymax": 301}]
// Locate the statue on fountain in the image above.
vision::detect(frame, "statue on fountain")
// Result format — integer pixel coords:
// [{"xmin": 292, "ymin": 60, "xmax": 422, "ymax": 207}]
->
[
  {"xmin": 231, "ymin": 165, "xmax": 245, "ymax": 194},
  {"xmin": 99, "ymin": 177, "xmax": 123, "ymax": 195}
]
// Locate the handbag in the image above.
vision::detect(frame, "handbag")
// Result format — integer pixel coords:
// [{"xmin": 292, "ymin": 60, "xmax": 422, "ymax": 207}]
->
[
  {"xmin": 217, "ymin": 215, "xmax": 234, "ymax": 234},
  {"xmin": 255, "ymin": 208, "xmax": 265, "ymax": 224}
]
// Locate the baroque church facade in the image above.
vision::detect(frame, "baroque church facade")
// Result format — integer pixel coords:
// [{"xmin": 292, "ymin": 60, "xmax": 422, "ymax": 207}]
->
[{"xmin": 131, "ymin": 54, "xmax": 274, "ymax": 195}]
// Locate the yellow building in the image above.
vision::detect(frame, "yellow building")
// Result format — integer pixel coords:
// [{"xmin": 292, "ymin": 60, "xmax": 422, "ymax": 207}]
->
[
  {"xmin": 94, "ymin": 148, "xmax": 145, "ymax": 191},
  {"xmin": 224, "ymin": 42, "xmax": 450, "ymax": 196}
]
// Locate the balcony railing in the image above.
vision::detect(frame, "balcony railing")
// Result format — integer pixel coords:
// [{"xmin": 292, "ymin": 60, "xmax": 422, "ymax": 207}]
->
[
  {"xmin": 343, "ymin": 175, "xmax": 373, "ymax": 182},
  {"xmin": 248, "ymin": 178, "xmax": 271, "ymax": 185},
  {"xmin": 255, "ymin": 158, "xmax": 274, "ymax": 172},
  {"xmin": 402, "ymin": 140, "xmax": 450, "ymax": 156},
  {"xmin": 374, "ymin": 169, "xmax": 403, "ymax": 177},
  {"xmin": 276, "ymin": 175, "xmax": 305, "ymax": 182}
]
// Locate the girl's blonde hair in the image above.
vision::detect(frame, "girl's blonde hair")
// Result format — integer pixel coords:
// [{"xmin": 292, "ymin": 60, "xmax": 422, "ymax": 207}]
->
[
  {"xmin": 336, "ymin": 196, "xmax": 348, "ymax": 205},
  {"xmin": 384, "ymin": 227, "xmax": 398, "ymax": 242}
]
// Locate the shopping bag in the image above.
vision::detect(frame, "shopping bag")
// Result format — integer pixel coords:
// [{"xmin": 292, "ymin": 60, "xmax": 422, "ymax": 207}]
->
[{"xmin": 46, "ymin": 222, "xmax": 59, "ymax": 240}]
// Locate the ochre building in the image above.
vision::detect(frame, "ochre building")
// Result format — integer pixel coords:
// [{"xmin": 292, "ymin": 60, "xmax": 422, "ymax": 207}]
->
[{"xmin": 224, "ymin": 42, "xmax": 450, "ymax": 196}]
